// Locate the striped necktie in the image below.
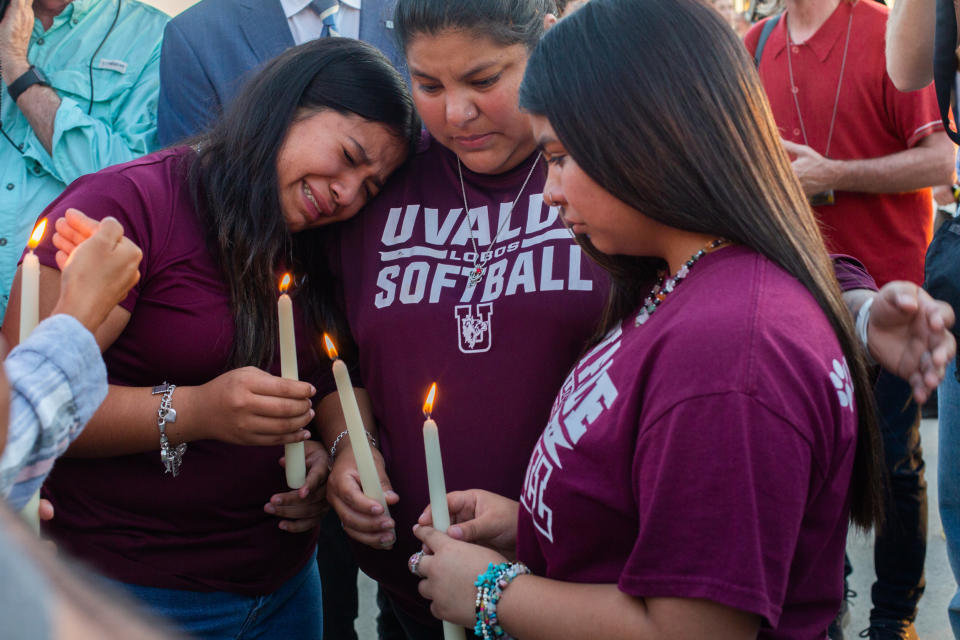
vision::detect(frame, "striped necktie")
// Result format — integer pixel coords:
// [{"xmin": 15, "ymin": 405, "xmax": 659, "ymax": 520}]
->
[{"xmin": 310, "ymin": 0, "xmax": 340, "ymax": 37}]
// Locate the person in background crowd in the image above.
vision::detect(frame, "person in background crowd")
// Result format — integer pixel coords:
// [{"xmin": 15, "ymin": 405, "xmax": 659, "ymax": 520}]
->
[
  {"xmin": 747, "ymin": 0, "xmax": 957, "ymax": 636},
  {"xmin": 157, "ymin": 0, "xmax": 403, "ymax": 146},
  {"xmin": 0, "ymin": 0, "xmax": 168, "ymax": 318},
  {"xmin": 3, "ymin": 38, "xmax": 418, "ymax": 640},
  {"xmin": 887, "ymin": 1, "xmax": 960, "ymax": 636}
]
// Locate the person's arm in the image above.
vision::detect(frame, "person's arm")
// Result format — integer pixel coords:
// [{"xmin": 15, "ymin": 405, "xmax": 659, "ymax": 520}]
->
[
  {"xmin": 886, "ymin": 0, "xmax": 938, "ymax": 91},
  {"xmin": 0, "ymin": 315, "xmax": 107, "ymax": 509},
  {"xmin": 2, "ymin": 250, "xmax": 316, "ymax": 459},
  {"xmin": 317, "ymin": 390, "xmax": 398, "ymax": 548},
  {"xmin": 413, "ymin": 525, "xmax": 760, "ymax": 640},
  {"xmin": 0, "ymin": 0, "xmax": 164, "ymax": 182},
  {"xmin": 782, "ymin": 130, "xmax": 956, "ymax": 196},
  {"xmin": 157, "ymin": 19, "xmax": 220, "ymax": 146},
  {"xmin": 0, "ymin": 214, "xmax": 141, "ymax": 506}
]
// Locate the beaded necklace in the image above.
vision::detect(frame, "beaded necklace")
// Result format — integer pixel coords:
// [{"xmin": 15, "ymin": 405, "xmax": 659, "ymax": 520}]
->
[{"xmin": 634, "ymin": 238, "xmax": 728, "ymax": 327}]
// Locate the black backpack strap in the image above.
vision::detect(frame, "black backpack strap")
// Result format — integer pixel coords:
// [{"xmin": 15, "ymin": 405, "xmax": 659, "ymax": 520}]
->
[
  {"xmin": 934, "ymin": 0, "xmax": 960, "ymax": 143},
  {"xmin": 754, "ymin": 13, "xmax": 782, "ymax": 68}
]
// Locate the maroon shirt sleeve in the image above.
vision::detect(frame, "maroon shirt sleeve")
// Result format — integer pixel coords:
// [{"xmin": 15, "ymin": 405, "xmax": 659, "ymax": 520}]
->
[
  {"xmin": 32, "ymin": 169, "xmax": 152, "ymax": 313},
  {"xmin": 623, "ymin": 393, "xmax": 813, "ymax": 628},
  {"xmin": 831, "ymin": 254, "xmax": 879, "ymax": 292}
]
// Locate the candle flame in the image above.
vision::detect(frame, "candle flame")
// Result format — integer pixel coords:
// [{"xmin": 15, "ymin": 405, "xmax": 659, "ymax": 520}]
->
[
  {"xmin": 28, "ymin": 219, "xmax": 47, "ymax": 249},
  {"xmin": 279, "ymin": 273, "xmax": 292, "ymax": 293},
  {"xmin": 323, "ymin": 333, "xmax": 338, "ymax": 360},
  {"xmin": 423, "ymin": 382, "xmax": 437, "ymax": 417}
]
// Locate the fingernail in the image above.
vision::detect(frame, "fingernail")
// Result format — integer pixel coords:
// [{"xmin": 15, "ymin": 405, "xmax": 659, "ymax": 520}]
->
[
  {"xmin": 381, "ymin": 520, "xmax": 395, "ymax": 530},
  {"xmin": 264, "ymin": 504, "xmax": 276, "ymax": 514},
  {"xmin": 371, "ymin": 504, "xmax": 383, "ymax": 515},
  {"xmin": 309, "ymin": 409, "xmax": 316, "ymax": 418},
  {"xmin": 302, "ymin": 431, "xmax": 311, "ymax": 441},
  {"xmin": 310, "ymin": 385, "xmax": 317, "ymax": 395},
  {"xmin": 279, "ymin": 522, "xmax": 288, "ymax": 531},
  {"xmin": 379, "ymin": 534, "xmax": 395, "ymax": 547}
]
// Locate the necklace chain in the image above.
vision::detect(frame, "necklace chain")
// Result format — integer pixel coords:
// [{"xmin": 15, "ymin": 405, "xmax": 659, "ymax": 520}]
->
[
  {"xmin": 634, "ymin": 239, "xmax": 728, "ymax": 327},
  {"xmin": 784, "ymin": 6, "xmax": 854, "ymax": 159},
  {"xmin": 457, "ymin": 152, "xmax": 543, "ymax": 286}
]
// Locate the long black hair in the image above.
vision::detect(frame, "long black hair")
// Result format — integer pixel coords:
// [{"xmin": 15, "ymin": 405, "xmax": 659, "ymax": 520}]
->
[
  {"xmin": 190, "ymin": 38, "xmax": 419, "ymax": 369},
  {"xmin": 394, "ymin": 0, "xmax": 556, "ymax": 53},
  {"xmin": 519, "ymin": 0, "xmax": 883, "ymax": 529}
]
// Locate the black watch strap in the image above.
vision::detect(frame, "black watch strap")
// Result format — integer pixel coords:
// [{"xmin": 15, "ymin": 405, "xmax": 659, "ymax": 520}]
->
[{"xmin": 8, "ymin": 66, "xmax": 50, "ymax": 103}]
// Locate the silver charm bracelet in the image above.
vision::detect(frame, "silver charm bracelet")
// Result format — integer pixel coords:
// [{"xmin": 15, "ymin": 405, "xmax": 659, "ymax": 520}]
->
[
  {"xmin": 152, "ymin": 382, "xmax": 186, "ymax": 476},
  {"xmin": 328, "ymin": 428, "xmax": 377, "ymax": 465}
]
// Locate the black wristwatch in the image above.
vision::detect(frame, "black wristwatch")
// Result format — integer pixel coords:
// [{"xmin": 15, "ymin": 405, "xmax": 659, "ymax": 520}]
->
[{"xmin": 7, "ymin": 66, "xmax": 50, "ymax": 103}]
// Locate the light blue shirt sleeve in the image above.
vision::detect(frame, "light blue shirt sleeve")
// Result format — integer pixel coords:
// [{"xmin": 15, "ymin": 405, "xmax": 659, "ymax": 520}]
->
[
  {"xmin": 0, "ymin": 0, "xmax": 169, "ymax": 319},
  {"xmin": 0, "ymin": 314, "xmax": 108, "ymax": 509}
]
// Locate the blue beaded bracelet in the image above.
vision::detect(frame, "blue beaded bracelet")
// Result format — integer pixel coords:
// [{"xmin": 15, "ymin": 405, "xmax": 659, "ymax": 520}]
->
[{"xmin": 474, "ymin": 561, "xmax": 530, "ymax": 639}]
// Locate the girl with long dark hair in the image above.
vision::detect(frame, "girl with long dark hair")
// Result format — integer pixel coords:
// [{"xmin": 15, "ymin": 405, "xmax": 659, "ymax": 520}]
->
[
  {"xmin": 404, "ymin": 0, "xmax": 887, "ymax": 637},
  {"xmin": 2, "ymin": 38, "xmax": 419, "ymax": 639}
]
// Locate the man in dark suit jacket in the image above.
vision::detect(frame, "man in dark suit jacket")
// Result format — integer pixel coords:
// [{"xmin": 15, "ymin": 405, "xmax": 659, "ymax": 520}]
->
[{"xmin": 156, "ymin": 0, "xmax": 403, "ymax": 146}]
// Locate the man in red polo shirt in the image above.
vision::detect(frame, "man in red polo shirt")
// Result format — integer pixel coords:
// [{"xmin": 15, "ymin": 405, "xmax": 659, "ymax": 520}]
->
[{"xmin": 746, "ymin": 1, "xmax": 956, "ymax": 639}]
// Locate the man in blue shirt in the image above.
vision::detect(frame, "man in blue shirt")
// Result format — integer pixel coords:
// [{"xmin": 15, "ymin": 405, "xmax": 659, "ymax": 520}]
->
[{"xmin": 0, "ymin": 0, "xmax": 167, "ymax": 318}]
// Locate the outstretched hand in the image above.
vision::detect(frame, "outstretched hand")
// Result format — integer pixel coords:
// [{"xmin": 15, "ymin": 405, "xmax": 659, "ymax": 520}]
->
[
  {"xmin": 868, "ymin": 282, "xmax": 956, "ymax": 403},
  {"xmin": 51, "ymin": 210, "xmax": 142, "ymax": 334}
]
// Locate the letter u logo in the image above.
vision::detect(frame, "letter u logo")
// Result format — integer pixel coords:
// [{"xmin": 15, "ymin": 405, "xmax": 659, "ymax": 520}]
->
[{"xmin": 454, "ymin": 303, "xmax": 493, "ymax": 353}]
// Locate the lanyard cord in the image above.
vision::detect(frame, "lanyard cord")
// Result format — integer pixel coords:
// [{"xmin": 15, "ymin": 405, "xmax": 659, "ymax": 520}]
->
[{"xmin": 785, "ymin": 6, "xmax": 854, "ymax": 159}]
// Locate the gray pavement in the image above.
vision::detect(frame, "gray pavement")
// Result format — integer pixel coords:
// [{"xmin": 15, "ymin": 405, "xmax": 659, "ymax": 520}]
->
[
  {"xmin": 845, "ymin": 418, "xmax": 955, "ymax": 640},
  {"xmin": 353, "ymin": 418, "xmax": 959, "ymax": 639}
]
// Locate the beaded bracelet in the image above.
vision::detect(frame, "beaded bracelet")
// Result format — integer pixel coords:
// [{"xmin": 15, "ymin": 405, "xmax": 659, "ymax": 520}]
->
[{"xmin": 474, "ymin": 561, "xmax": 530, "ymax": 639}]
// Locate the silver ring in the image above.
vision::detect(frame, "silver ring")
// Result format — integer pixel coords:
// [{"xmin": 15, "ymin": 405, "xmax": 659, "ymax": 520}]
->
[{"xmin": 408, "ymin": 551, "xmax": 424, "ymax": 577}]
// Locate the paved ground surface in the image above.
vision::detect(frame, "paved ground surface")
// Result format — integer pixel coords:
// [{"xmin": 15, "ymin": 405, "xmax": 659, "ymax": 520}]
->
[
  {"xmin": 353, "ymin": 419, "xmax": 957, "ymax": 639},
  {"xmin": 844, "ymin": 418, "xmax": 954, "ymax": 640}
]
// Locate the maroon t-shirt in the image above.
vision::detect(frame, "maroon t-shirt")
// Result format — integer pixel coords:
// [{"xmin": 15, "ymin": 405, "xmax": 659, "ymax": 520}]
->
[
  {"xmin": 517, "ymin": 247, "xmax": 858, "ymax": 639},
  {"xmin": 33, "ymin": 148, "xmax": 331, "ymax": 595},
  {"xmin": 333, "ymin": 139, "xmax": 609, "ymax": 624}
]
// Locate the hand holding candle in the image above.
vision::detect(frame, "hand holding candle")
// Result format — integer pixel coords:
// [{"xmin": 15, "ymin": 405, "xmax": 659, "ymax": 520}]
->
[
  {"xmin": 324, "ymin": 334, "xmax": 389, "ymax": 514},
  {"xmin": 278, "ymin": 274, "xmax": 306, "ymax": 489}
]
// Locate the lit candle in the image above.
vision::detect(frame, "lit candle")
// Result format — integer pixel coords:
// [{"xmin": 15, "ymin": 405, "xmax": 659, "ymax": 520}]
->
[
  {"xmin": 19, "ymin": 219, "xmax": 46, "ymax": 534},
  {"xmin": 421, "ymin": 383, "xmax": 467, "ymax": 640},
  {"xmin": 19, "ymin": 219, "xmax": 46, "ymax": 343},
  {"xmin": 323, "ymin": 334, "xmax": 389, "ymax": 513},
  {"xmin": 278, "ymin": 274, "xmax": 305, "ymax": 489}
]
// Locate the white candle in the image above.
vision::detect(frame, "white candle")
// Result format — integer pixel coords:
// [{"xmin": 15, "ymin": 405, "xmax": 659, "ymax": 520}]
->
[
  {"xmin": 19, "ymin": 219, "xmax": 46, "ymax": 534},
  {"xmin": 324, "ymin": 335, "xmax": 389, "ymax": 513},
  {"xmin": 421, "ymin": 383, "xmax": 466, "ymax": 640},
  {"xmin": 278, "ymin": 275, "xmax": 305, "ymax": 489},
  {"xmin": 19, "ymin": 251, "xmax": 38, "ymax": 343}
]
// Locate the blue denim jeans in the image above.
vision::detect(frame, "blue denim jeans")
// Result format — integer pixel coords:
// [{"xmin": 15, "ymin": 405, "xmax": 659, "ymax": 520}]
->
[
  {"xmin": 940, "ymin": 359, "xmax": 960, "ymax": 638},
  {"xmin": 107, "ymin": 550, "xmax": 323, "ymax": 640},
  {"xmin": 869, "ymin": 369, "xmax": 927, "ymax": 624}
]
